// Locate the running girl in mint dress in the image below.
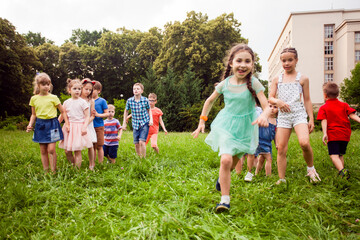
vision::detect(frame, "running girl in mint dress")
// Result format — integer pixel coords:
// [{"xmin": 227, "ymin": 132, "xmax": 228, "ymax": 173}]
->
[{"xmin": 192, "ymin": 44, "xmax": 270, "ymax": 213}]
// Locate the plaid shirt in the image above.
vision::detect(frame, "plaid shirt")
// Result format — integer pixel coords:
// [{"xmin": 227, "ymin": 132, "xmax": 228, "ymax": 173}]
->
[{"xmin": 126, "ymin": 96, "xmax": 150, "ymax": 130}]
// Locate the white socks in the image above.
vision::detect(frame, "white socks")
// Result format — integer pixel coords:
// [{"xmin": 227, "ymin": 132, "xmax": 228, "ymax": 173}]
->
[
  {"xmin": 307, "ymin": 166, "xmax": 315, "ymax": 171},
  {"xmin": 220, "ymin": 195, "xmax": 230, "ymax": 204}
]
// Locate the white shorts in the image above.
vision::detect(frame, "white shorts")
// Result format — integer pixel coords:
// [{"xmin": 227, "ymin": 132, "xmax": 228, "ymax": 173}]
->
[{"xmin": 277, "ymin": 108, "xmax": 308, "ymax": 129}]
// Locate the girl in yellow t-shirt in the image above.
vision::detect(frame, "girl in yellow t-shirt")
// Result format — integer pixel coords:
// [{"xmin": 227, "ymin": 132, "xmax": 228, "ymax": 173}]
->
[{"xmin": 27, "ymin": 73, "xmax": 69, "ymax": 173}]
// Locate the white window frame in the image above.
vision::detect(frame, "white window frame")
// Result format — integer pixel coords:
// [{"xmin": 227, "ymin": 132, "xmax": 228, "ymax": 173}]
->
[
  {"xmin": 355, "ymin": 32, "xmax": 360, "ymax": 43},
  {"xmin": 325, "ymin": 57, "xmax": 333, "ymax": 70},
  {"xmin": 324, "ymin": 25, "xmax": 334, "ymax": 39},
  {"xmin": 324, "ymin": 41, "xmax": 333, "ymax": 55},
  {"xmin": 325, "ymin": 73, "xmax": 333, "ymax": 83},
  {"xmin": 356, "ymin": 50, "xmax": 360, "ymax": 61}
]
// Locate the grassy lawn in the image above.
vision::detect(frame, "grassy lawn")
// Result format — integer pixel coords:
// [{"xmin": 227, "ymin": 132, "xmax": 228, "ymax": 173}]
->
[{"xmin": 0, "ymin": 129, "xmax": 359, "ymax": 239}]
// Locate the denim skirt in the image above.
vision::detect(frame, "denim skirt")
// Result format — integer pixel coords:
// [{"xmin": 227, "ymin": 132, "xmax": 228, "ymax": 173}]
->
[{"xmin": 32, "ymin": 117, "xmax": 63, "ymax": 143}]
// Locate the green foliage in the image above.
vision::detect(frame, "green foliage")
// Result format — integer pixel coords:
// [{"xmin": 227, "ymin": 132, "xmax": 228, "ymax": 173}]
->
[
  {"xmin": 23, "ymin": 31, "xmax": 54, "ymax": 47},
  {"xmin": 259, "ymin": 79, "xmax": 269, "ymax": 97},
  {"xmin": 340, "ymin": 63, "xmax": 360, "ymax": 112},
  {"xmin": 0, "ymin": 18, "xmax": 42, "ymax": 118},
  {"xmin": 0, "ymin": 115, "xmax": 28, "ymax": 130},
  {"xmin": 112, "ymin": 98, "xmax": 126, "ymax": 122},
  {"xmin": 59, "ymin": 92, "xmax": 71, "ymax": 103},
  {"xmin": 0, "ymin": 130, "xmax": 360, "ymax": 239},
  {"xmin": 68, "ymin": 28, "xmax": 109, "ymax": 47}
]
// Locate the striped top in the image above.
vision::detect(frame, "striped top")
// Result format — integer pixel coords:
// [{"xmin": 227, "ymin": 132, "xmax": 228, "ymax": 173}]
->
[{"xmin": 104, "ymin": 118, "xmax": 121, "ymax": 146}]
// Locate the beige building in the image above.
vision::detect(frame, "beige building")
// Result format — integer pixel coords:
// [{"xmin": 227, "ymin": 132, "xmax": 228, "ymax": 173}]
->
[{"xmin": 268, "ymin": 9, "xmax": 360, "ymax": 104}]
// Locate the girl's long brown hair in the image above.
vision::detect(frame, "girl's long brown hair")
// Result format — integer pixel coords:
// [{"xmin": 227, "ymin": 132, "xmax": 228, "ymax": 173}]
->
[{"xmin": 222, "ymin": 43, "xmax": 256, "ymax": 98}]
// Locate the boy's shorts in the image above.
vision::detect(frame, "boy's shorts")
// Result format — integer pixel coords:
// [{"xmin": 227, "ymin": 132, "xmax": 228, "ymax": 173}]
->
[
  {"xmin": 255, "ymin": 144, "xmax": 272, "ymax": 157},
  {"xmin": 146, "ymin": 133, "xmax": 158, "ymax": 147},
  {"xmin": 327, "ymin": 141, "xmax": 348, "ymax": 156},
  {"xmin": 133, "ymin": 123, "xmax": 149, "ymax": 144},
  {"xmin": 103, "ymin": 145, "xmax": 118, "ymax": 159},
  {"xmin": 94, "ymin": 126, "xmax": 104, "ymax": 148}
]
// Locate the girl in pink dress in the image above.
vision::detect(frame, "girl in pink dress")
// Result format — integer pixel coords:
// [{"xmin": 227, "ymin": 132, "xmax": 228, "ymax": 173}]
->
[
  {"xmin": 59, "ymin": 79, "xmax": 93, "ymax": 168},
  {"xmin": 80, "ymin": 78, "xmax": 97, "ymax": 170}
]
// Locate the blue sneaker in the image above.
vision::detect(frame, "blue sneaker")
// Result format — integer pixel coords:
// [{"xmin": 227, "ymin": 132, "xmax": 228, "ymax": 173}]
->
[
  {"xmin": 215, "ymin": 178, "xmax": 221, "ymax": 191},
  {"xmin": 215, "ymin": 203, "xmax": 230, "ymax": 213}
]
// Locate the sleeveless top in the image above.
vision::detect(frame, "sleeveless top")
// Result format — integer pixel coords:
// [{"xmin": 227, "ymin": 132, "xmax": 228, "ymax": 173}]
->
[{"xmin": 277, "ymin": 72, "xmax": 304, "ymax": 111}]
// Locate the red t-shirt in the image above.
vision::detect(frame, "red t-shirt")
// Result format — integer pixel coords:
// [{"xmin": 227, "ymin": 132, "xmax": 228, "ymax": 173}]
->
[
  {"xmin": 149, "ymin": 107, "xmax": 163, "ymax": 134},
  {"xmin": 317, "ymin": 98, "xmax": 355, "ymax": 142}
]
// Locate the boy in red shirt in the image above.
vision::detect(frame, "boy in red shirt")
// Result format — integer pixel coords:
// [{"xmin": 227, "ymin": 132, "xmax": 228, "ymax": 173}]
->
[{"xmin": 317, "ymin": 82, "xmax": 360, "ymax": 179}]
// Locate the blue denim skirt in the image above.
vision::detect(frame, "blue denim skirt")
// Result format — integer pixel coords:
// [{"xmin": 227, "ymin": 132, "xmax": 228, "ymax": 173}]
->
[{"xmin": 32, "ymin": 118, "xmax": 64, "ymax": 143}]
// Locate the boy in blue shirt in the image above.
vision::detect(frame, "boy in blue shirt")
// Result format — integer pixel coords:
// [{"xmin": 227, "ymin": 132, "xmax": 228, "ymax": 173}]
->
[
  {"xmin": 123, "ymin": 83, "xmax": 153, "ymax": 158},
  {"xmin": 92, "ymin": 80, "xmax": 109, "ymax": 164}
]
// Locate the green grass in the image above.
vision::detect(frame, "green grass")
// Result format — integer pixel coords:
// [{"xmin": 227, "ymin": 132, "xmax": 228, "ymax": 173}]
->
[{"xmin": 0, "ymin": 130, "xmax": 359, "ymax": 239}]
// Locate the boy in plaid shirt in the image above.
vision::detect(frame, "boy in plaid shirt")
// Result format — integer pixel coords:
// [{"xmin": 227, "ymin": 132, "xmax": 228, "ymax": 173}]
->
[{"xmin": 123, "ymin": 83, "xmax": 153, "ymax": 158}]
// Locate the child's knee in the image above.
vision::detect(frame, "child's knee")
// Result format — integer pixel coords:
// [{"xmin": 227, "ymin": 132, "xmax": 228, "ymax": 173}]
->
[
  {"xmin": 220, "ymin": 156, "xmax": 233, "ymax": 168},
  {"xmin": 298, "ymin": 140, "xmax": 310, "ymax": 150}
]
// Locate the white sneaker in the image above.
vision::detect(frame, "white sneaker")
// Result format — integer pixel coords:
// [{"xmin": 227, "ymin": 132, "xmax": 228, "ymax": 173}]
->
[
  {"xmin": 244, "ymin": 172, "xmax": 254, "ymax": 182},
  {"xmin": 306, "ymin": 168, "xmax": 321, "ymax": 183}
]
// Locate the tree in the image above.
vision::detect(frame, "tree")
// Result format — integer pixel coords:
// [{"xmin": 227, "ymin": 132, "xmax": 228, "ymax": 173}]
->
[
  {"xmin": 0, "ymin": 18, "xmax": 41, "ymax": 117},
  {"xmin": 340, "ymin": 63, "xmax": 360, "ymax": 111},
  {"xmin": 69, "ymin": 28, "xmax": 109, "ymax": 47},
  {"xmin": 23, "ymin": 31, "xmax": 54, "ymax": 47},
  {"xmin": 35, "ymin": 43, "xmax": 66, "ymax": 95}
]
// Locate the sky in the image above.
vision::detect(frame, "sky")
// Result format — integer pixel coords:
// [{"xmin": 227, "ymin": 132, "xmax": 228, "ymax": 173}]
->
[{"xmin": 1, "ymin": 0, "xmax": 359, "ymax": 79}]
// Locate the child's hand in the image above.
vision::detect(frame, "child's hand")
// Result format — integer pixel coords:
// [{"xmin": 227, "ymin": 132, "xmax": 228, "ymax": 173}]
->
[
  {"xmin": 65, "ymin": 123, "xmax": 70, "ymax": 132},
  {"xmin": 26, "ymin": 125, "xmax": 32, "ymax": 132},
  {"xmin": 117, "ymin": 135, "xmax": 121, "ymax": 141},
  {"xmin": 122, "ymin": 124, "xmax": 127, "ymax": 131},
  {"xmin": 191, "ymin": 123, "xmax": 205, "ymax": 138},
  {"xmin": 322, "ymin": 134, "xmax": 328, "ymax": 145},
  {"xmin": 149, "ymin": 120, "xmax": 153, "ymax": 126},
  {"xmin": 81, "ymin": 127, "xmax": 87, "ymax": 136},
  {"xmin": 164, "ymin": 130, "xmax": 168, "ymax": 135},
  {"xmin": 277, "ymin": 100, "xmax": 291, "ymax": 113},
  {"xmin": 308, "ymin": 120, "xmax": 314, "ymax": 134},
  {"xmin": 91, "ymin": 109, "xmax": 96, "ymax": 117},
  {"xmin": 252, "ymin": 115, "xmax": 269, "ymax": 127}
]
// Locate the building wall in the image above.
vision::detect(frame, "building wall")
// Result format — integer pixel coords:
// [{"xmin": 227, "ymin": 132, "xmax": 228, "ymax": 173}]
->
[{"xmin": 268, "ymin": 9, "xmax": 360, "ymax": 104}]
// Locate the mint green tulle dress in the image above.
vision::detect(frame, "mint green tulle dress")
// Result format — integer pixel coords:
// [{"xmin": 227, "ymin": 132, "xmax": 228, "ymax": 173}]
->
[{"xmin": 205, "ymin": 76, "xmax": 265, "ymax": 158}]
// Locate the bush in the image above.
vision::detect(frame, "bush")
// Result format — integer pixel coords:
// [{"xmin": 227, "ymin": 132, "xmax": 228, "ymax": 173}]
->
[
  {"xmin": 3, "ymin": 124, "xmax": 17, "ymax": 131},
  {"xmin": 0, "ymin": 115, "xmax": 28, "ymax": 130}
]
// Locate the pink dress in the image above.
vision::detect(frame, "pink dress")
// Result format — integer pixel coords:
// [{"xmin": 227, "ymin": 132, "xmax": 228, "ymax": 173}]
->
[{"xmin": 59, "ymin": 98, "xmax": 93, "ymax": 151}]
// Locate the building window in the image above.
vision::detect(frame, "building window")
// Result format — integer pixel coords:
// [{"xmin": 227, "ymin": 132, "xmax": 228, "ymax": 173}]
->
[
  {"xmin": 324, "ymin": 25, "xmax": 334, "ymax": 39},
  {"xmin": 355, "ymin": 32, "xmax": 360, "ymax": 43},
  {"xmin": 325, "ymin": 57, "xmax": 333, "ymax": 70},
  {"xmin": 324, "ymin": 41, "xmax": 333, "ymax": 54},
  {"xmin": 325, "ymin": 74, "xmax": 333, "ymax": 82},
  {"xmin": 356, "ymin": 50, "xmax": 360, "ymax": 61}
]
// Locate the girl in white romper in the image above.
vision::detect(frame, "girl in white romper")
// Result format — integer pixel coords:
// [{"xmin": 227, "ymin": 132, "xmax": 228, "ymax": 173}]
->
[{"xmin": 269, "ymin": 47, "xmax": 321, "ymax": 184}]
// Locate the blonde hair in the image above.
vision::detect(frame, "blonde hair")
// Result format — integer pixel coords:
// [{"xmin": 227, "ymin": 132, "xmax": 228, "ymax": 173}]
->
[
  {"xmin": 148, "ymin": 93, "xmax": 157, "ymax": 99},
  {"xmin": 33, "ymin": 72, "xmax": 53, "ymax": 94},
  {"xmin": 66, "ymin": 78, "xmax": 82, "ymax": 93},
  {"xmin": 108, "ymin": 104, "xmax": 115, "ymax": 111},
  {"xmin": 133, "ymin": 83, "xmax": 144, "ymax": 90}
]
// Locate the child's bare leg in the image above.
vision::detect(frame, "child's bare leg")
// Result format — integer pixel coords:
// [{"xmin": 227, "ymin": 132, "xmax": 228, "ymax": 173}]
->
[
  {"xmin": 235, "ymin": 156, "xmax": 245, "ymax": 174},
  {"xmin": 340, "ymin": 155, "xmax": 344, "ymax": 168},
  {"xmin": 65, "ymin": 151, "xmax": 75, "ymax": 165},
  {"xmin": 253, "ymin": 155, "xmax": 258, "ymax": 168},
  {"xmin": 109, "ymin": 157, "xmax": 116, "ymax": 164},
  {"xmin": 88, "ymin": 147, "xmax": 95, "ymax": 170},
  {"xmin": 246, "ymin": 154, "xmax": 255, "ymax": 173},
  {"xmin": 47, "ymin": 143, "xmax": 57, "ymax": 173},
  {"xmin": 139, "ymin": 141, "xmax": 146, "ymax": 158},
  {"xmin": 74, "ymin": 150, "xmax": 82, "ymax": 168},
  {"xmin": 294, "ymin": 123, "xmax": 314, "ymax": 167},
  {"xmin": 255, "ymin": 155, "xmax": 265, "ymax": 175},
  {"xmin": 219, "ymin": 154, "xmax": 233, "ymax": 196},
  {"xmin": 135, "ymin": 143, "xmax": 141, "ymax": 156},
  {"xmin": 39, "ymin": 143, "xmax": 49, "ymax": 172},
  {"xmin": 264, "ymin": 154, "xmax": 272, "ymax": 176},
  {"xmin": 97, "ymin": 146, "xmax": 104, "ymax": 164},
  {"xmin": 152, "ymin": 146, "xmax": 159, "ymax": 154},
  {"xmin": 276, "ymin": 128, "xmax": 292, "ymax": 179},
  {"xmin": 330, "ymin": 155, "xmax": 344, "ymax": 171}
]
